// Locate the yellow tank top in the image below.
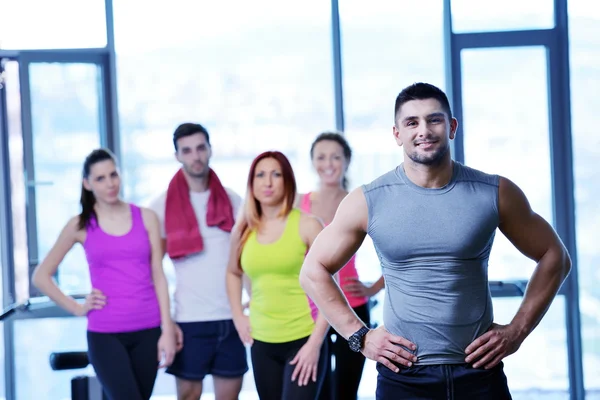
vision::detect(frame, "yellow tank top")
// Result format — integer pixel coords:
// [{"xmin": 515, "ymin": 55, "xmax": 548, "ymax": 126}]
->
[{"xmin": 240, "ymin": 208, "xmax": 315, "ymax": 343}]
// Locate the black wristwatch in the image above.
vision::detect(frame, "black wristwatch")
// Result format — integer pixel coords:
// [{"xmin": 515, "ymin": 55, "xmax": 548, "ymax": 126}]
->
[{"xmin": 348, "ymin": 326, "xmax": 370, "ymax": 352}]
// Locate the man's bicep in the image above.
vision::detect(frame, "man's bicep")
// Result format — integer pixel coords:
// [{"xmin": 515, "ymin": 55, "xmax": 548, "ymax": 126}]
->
[
  {"xmin": 306, "ymin": 188, "xmax": 368, "ymax": 274},
  {"xmin": 308, "ymin": 223, "xmax": 366, "ymax": 275},
  {"xmin": 498, "ymin": 177, "xmax": 563, "ymax": 262}
]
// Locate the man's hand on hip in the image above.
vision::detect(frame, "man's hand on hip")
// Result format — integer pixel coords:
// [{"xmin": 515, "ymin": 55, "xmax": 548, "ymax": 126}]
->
[
  {"xmin": 465, "ymin": 322, "xmax": 525, "ymax": 369},
  {"xmin": 362, "ymin": 326, "xmax": 418, "ymax": 372}
]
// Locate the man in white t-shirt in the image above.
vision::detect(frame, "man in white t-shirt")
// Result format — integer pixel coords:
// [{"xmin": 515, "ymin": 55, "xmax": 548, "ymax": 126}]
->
[{"xmin": 149, "ymin": 123, "xmax": 247, "ymax": 400}]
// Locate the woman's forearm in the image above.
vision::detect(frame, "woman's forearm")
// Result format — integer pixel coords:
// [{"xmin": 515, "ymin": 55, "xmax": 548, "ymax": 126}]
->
[
  {"xmin": 32, "ymin": 272, "xmax": 81, "ymax": 315},
  {"xmin": 152, "ymin": 269, "xmax": 174, "ymax": 328},
  {"xmin": 226, "ymin": 271, "xmax": 245, "ymax": 319},
  {"xmin": 308, "ymin": 311, "xmax": 330, "ymax": 346},
  {"xmin": 371, "ymin": 275, "xmax": 385, "ymax": 294}
]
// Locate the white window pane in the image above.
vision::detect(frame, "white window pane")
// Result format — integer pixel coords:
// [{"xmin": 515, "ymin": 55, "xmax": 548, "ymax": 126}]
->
[
  {"xmin": 0, "ymin": 0, "xmax": 107, "ymax": 49},
  {"xmin": 114, "ymin": 0, "xmax": 335, "ymax": 395},
  {"xmin": 569, "ymin": 0, "xmax": 600, "ymax": 393}
]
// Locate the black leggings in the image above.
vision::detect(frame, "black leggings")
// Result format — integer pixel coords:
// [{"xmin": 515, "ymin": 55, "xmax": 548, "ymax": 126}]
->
[
  {"xmin": 87, "ymin": 327, "xmax": 161, "ymax": 400},
  {"xmin": 251, "ymin": 336, "xmax": 328, "ymax": 400},
  {"xmin": 319, "ymin": 302, "xmax": 371, "ymax": 400}
]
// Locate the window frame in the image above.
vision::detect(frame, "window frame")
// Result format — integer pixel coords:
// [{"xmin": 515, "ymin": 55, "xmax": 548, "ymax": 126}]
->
[
  {"xmin": 0, "ymin": 1, "xmax": 119, "ymax": 398},
  {"xmin": 444, "ymin": 0, "xmax": 584, "ymax": 398},
  {"xmin": 0, "ymin": 0, "xmax": 586, "ymax": 399}
]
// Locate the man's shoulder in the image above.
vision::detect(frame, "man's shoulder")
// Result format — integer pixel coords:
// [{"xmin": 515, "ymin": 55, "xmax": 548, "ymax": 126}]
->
[
  {"xmin": 455, "ymin": 162, "xmax": 500, "ymax": 188},
  {"xmin": 361, "ymin": 167, "xmax": 401, "ymax": 194}
]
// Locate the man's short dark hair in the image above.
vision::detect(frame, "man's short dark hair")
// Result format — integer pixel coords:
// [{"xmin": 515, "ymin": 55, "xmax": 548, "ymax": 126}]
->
[
  {"xmin": 394, "ymin": 83, "xmax": 453, "ymax": 123},
  {"xmin": 173, "ymin": 123, "xmax": 211, "ymax": 151}
]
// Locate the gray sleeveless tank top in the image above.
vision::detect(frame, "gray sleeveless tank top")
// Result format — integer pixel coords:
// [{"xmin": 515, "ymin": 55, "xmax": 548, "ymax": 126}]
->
[{"xmin": 361, "ymin": 161, "xmax": 499, "ymax": 365}]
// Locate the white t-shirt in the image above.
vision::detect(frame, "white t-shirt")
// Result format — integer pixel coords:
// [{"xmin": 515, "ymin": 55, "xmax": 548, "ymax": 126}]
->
[{"xmin": 149, "ymin": 188, "xmax": 242, "ymax": 323}]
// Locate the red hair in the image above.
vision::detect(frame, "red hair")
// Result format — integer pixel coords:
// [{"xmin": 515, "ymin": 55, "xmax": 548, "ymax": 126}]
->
[{"xmin": 239, "ymin": 151, "xmax": 297, "ymax": 244}]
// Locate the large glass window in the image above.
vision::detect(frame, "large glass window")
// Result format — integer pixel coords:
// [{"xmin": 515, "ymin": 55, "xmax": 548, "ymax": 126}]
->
[
  {"xmin": 0, "ymin": 127, "xmax": 4, "ymax": 397},
  {"xmin": 2, "ymin": 58, "xmax": 22, "ymax": 400},
  {"xmin": 26, "ymin": 62, "xmax": 103, "ymax": 296},
  {"xmin": 2, "ymin": 60, "xmax": 28, "ymax": 304},
  {"xmin": 568, "ymin": 0, "xmax": 600, "ymax": 395},
  {"xmin": 0, "ymin": 323, "xmax": 4, "ymax": 399},
  {"xmin": 461, "ymin": 46, "xmax": 553, "ymax": 282},
  {"xmin": 13, "ymin": 318, "xmax": 94, "ymax": 399},
  {"xmin": 338, "ymin": 0, "xmax": 445, "ymax": 396},
  {"xmin": 2, "ymin": 57, "xmax": 107, "ymax": 399},
  {"xmin": 0, "ymin": 234, "xmax": 3, "ymax": 306},
  {"xmin": 113, "ymin": 0, "xmax": 335, "ymax": 395},
  {"xmin": 0, "ymin": 0, "xmax": 107, "ymax": 50},
  {"xmin": 113, "ymin": 0, "xmax": 335, "ymax": 201},
  {"xmin": 0, "ymin": 278, "xmax": 2, "ymax": 400},
  {"xmin": 495, "ymin": 296, "xmax": 568, "ymax": 394},
  {"xmin": 340, "ymin": 0, "xmax": 446, "ymax": 304},
  {"xmin": 450, "ymin": 0, "xmax": 555, "ymax": 33},
  {"xmin": 459, "ymin": 44, "xmax": 570, "ymax": 396}
]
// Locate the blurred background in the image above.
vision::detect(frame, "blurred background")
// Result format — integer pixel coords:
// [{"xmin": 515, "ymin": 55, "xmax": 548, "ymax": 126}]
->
[{"xmin": 0, "ymin": 0, "xmax": 598, "ymax": 398}]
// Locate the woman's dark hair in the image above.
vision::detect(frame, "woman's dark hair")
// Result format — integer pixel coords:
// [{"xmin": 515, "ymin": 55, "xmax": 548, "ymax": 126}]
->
[
  {"xmin": 309, "ymin": 132, "xmax": 353, "ymax": 190},
  {"xmin": 78, "ymin": 148, "xmax": 117, "ymax": 230}
]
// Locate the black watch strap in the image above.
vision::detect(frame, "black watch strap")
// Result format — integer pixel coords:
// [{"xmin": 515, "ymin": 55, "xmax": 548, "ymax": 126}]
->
[{"xmin": 348, "ymin": 326, "xmax": 370, "ymax": 352}]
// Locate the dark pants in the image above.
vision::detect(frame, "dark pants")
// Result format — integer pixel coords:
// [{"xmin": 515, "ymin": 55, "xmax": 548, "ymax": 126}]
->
[
  {"xmin": 319, "ymin": 302, "xmax": 371, "ymax": 400},
  {"xmin": 251, "ymin": 336, "xmax": 328, "ymax": 400},
  {"xmin": 376, "ymin": 361, "xmax": 512, "ymax": 400},
  {"xmin": 87, "ymin": 327, "xmax": 161, "ymax": 400},
  {"xmin": 166, "ymin": 320, "xmax": 248, "ymax": 381}
]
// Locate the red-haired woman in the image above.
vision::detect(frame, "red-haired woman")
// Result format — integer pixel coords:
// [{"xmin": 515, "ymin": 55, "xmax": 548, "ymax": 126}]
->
[{"xmin": 226, "ymin": 151, "xmax": 329, "ymax": 399}]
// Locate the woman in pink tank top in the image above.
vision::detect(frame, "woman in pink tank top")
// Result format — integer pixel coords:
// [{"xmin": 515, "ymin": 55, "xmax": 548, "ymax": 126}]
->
[
  {"xmin": 32, "ymin": 149, "xmax": 178, "ymax": 400},
  {"xmin": 298, "ymin": 132, "xmax": 385, "ymax": 400}
]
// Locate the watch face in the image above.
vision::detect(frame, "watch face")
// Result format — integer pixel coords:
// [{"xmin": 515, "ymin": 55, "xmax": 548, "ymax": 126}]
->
[
  {"xmin": 349, "ymin": 335, "xmax": 361, "ymax": 352},
  {"xmin": 349, "ymin": 327, "xmax": 370, "ymax": 352}
]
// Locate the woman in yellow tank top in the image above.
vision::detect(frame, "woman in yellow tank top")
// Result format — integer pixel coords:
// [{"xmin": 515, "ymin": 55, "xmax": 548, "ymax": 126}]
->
[{"xmin": 226, "ymin": 151, "xmax": 330, "ymax": 399}]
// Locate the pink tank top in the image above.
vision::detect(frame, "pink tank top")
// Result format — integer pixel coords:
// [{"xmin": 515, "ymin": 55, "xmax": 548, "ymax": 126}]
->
[
  {"xmin": 84, "ymin": 204, "xmax": 161, "ymax": 333},
  {"xmin": 300, "ymin": 193, "xmax": 368, "ymax": 315}
]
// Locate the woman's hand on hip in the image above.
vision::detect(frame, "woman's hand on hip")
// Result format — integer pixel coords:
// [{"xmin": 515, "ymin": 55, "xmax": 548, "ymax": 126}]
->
[{"xmin": 75, "ymin": 288, "xmax": 106, "ymax": 316}]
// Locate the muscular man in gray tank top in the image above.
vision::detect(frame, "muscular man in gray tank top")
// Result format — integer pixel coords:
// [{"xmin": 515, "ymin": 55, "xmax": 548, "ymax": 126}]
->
[{"xmin": 300, "ymin": 83, "xmax": 571, "ymax": 399}]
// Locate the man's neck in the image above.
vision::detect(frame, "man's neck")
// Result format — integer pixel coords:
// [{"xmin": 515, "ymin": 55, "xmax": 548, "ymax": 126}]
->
[
  {"xmin": 403, "ymin": 156, "xmax": 454, "ymax": 189},
  {"xmin": 184, "ymin": 170, "xmax": 210, "ymax": 193}
]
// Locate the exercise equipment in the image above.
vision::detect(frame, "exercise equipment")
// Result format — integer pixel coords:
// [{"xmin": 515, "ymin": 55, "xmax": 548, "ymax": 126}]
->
[
  {"xmin": 49, "ymin": 351, "xmax": 107, "ymax": 400},
  {"xmin": 1, "ymin": 295, "xmax": 107, "ymax": 400}
]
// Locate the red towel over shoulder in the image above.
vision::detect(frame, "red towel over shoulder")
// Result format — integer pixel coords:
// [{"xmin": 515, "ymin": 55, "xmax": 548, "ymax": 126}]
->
[{"xmin": 165, "ymin": 168, "xmax": 234, "ymax": 259}]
